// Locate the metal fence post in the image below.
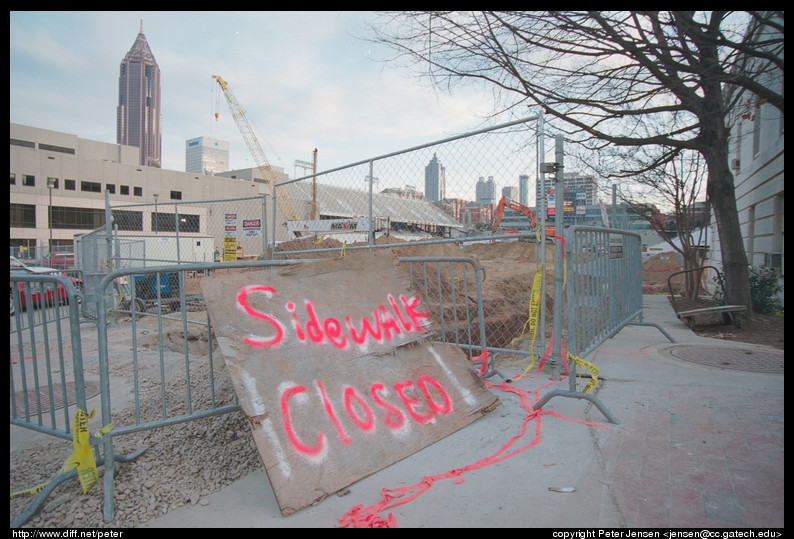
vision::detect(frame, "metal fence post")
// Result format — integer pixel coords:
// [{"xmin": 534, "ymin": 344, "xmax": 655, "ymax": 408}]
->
[{"xmin": 549, "ymin": 134, "xmax": 565, "ymax": 379}]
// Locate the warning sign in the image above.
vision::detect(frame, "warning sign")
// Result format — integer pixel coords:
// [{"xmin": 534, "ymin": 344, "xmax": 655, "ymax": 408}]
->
[
  {"xmin": 242, "ymin": 219, "xmax": 262, "ymax": 238},
  {"xmin": 200, "ymin": 252, "xmax": 500, "ymax": 516},
  {"xmin": 223, "ymin": 236, "xmax": 237, "ymax": 262}
]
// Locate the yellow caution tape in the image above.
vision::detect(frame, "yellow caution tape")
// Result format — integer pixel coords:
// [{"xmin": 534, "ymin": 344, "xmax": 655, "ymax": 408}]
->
[
  {"xmin": 567, "ymin": 352, "xmax": 599, "ymax": 393},
  {"xmin": 10, "ymin": 409, "xmax": 112, "ymax": 499},
  {"xmin": 510, "ymin": 263, "xmax": 544, "ymax": 381}
]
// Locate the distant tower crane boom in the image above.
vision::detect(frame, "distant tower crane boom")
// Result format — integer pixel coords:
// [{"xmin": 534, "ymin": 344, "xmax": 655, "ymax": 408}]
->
[{"xmin": 211, "ymin": 74, "xmax": 297, "ymax": 220}]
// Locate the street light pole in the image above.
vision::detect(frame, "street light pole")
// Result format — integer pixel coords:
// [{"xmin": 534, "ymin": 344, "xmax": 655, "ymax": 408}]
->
[{"xmin": 47, "ymin": 177, "xmax": 56, "ymax": 262}]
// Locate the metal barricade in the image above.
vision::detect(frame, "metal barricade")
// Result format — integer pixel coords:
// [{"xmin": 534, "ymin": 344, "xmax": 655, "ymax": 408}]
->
[
  {"xmin": 10, "ymin": 274, "xmax": 95, "ymax": 527},
  {"xmin": 399, "ymin": 256, "xmax": 487, "ymax": 357},
  {"xmin": 534, "ymin": 226, "xmax": 674, "ymax": 423}
]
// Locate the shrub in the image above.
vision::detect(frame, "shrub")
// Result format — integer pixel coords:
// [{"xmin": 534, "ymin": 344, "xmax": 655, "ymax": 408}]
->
[{"xmin": 712, "ymin": 266, "xmax": 783, "ymax": 314}]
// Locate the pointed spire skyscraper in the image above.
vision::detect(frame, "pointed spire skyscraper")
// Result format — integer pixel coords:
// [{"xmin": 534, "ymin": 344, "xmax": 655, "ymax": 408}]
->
[{"xmin": 117, "ymin": 23, "xmax": 162, "ymax": 166}]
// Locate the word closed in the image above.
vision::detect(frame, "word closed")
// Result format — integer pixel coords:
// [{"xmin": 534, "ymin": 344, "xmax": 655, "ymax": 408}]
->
[{"xmin": 280, "ymin": 374, "xmax": 453, "ymax": 460}]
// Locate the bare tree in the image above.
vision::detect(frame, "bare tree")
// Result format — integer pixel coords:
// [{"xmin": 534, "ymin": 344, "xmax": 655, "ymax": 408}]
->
[
  {"xmin": 619, "ymin": 149, "xmax": 710, "ymax": 298},
  {"xmin": 369, "ymin": 11, "xmax": 784, "ymax": 312}
]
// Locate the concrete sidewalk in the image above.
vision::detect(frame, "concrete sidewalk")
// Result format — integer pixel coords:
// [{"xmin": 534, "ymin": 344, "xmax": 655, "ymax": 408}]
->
[{"xmin": 142, "ymin": 295, "xmax": 784, "ymax": 528}]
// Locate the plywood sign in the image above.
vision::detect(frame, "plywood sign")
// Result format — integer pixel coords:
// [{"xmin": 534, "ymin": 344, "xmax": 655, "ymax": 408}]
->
[{"xmin": 200, "ymin": 252, "xmax": 500, "ymax": 515}]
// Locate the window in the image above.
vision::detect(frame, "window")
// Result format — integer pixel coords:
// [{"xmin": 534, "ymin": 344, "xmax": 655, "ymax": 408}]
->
[
  {"xmin": 106, "ymin": 184, "xmax": 115, "ymax": 194},
  {"xmin": 50, "ymin": 206, "xmax": 105, "ymax": 230},
  {"xmin": 170, "ymin": 190, "xmax": 182, "ymax": 200},
  {"xmin": 47, "ymin": 177, "xmax": 59, "ymax": 189},
  {"xmin": 134, "ymin": 187, "xmax": 143, "ymax": 196},
  {"xmin": 10, "ymin": 204, "xmax": 36, "ymax": 228},
  {"xmin": 10, "ymin": 173, "xmax": 15, "ymax": 185},
  {"xmin": 23, "ymin": 175, "xmax": 35, "ymax": 187},
  {"xmin": 80, "ymin": 181, "xmax": 101, "ymax": 193},
  {"xmin": 120, "ymin": 185, "xmax": 130, "ymax": 195},
  {"xmin": 113, "ymin": 210, "xmax": 143, "ymax": 231},
  {"xmin": 38, "ymin": 143, "xmax": 75, "ymax": 155},
  {"xmin": 65, "ymin": 179, "xmax": 76, "ymax": 190},
  {"xmin": 153, "ymin": 212, "xmax": 200, "ymax": 233},
  {"xmin": 10, "ymin": 138, "xmax": 35, "ymax": 149}
]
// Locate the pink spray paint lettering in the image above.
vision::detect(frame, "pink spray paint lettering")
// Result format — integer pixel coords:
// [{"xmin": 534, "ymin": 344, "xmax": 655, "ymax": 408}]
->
[
  {"xmin": 279, "ymin": 375, "xmax": 453, "ymax": 458},
  {"xmin": 236, "ymin": 285, "xmax": 430, "ymax": 350}
]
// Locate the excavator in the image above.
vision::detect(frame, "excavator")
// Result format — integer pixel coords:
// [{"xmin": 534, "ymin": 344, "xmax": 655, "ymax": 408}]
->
[{"xmin": 491, "ymin": 195, "xmax": 555, "ymax": 241}]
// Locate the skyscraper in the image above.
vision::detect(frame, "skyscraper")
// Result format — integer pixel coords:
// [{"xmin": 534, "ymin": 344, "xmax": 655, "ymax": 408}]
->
[
  {"xmin": 117, "ymin": 23, "xmax": 162, "ymax": 167},
  {"xmin": 424, "ymin": 153, "xmax": 445, "ymax": 202},
  {"xmin": 476, "ymin": 176, "xmax": 496, "ymax": 204}
]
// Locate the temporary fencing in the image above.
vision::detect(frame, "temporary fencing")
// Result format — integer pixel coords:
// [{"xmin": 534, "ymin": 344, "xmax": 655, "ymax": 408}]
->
[
  {"xmin": 270, "ymin": 115, "xmax": 551, "ymax": 360},
  {"xmin": 532, "ymin": 225, "xmax": 674, "ymax": 423},
  {"xmin": 9, "ymin": 274, "xmax": 129, "ymax": 527},
  {"xmin": 10, "ymin": 254, "xmax": 491, "ymax": 525},
  {"xmin": 107, "ymin": 195, "xmax": 268, "ymax": 266}
]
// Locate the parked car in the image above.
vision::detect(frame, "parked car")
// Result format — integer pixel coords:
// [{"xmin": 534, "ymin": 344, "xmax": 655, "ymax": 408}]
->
[
  {"xmin": 10, "ymin": 257, "xmax": 82, "ymax": 315},
  {"xmin": 42, "ymin": 252, "xmax": 75, "ymax": 269}
]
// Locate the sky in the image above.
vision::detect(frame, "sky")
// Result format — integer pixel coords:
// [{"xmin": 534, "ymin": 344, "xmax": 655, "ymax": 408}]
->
[{"xmin": 10, "ymin": 11, "xmax": 515, "ymax": 183}]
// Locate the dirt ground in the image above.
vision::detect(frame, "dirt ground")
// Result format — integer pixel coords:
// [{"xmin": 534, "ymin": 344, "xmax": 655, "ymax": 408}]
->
[
  {"xmin": 642, "ymin": 251, "xmax": 784, "ymax": 350},
  {"xmin": 666, "ymin": 296, "xmax": 784, "ymax": 350}
]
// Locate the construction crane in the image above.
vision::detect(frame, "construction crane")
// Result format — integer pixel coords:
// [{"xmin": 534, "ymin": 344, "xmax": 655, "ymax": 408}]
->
[
  {"xmin": 212, "ymin": 75, "xmax": 298, "ymax": 221},
  {"xmin": 491, "ymin": 195, "xmax": 554, "ymax": 240}
]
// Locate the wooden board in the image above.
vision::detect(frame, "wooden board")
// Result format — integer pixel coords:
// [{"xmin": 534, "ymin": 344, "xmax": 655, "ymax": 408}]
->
[{"xmin": 200, "ymin": 251, "xmax": 500, "ymax": 515}]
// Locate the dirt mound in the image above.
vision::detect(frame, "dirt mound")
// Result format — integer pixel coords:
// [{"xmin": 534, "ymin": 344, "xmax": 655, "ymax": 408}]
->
[
  {"xmin": 642, "ymin": 252, "xmax": 684, "ymax": 294},
  {"xmin": 265, "ymin": 237, "xmax": 558, "ymax": 351},
  {"xmin": 273, "ymin": 237, "xmax": 344, "ymax": 259}
]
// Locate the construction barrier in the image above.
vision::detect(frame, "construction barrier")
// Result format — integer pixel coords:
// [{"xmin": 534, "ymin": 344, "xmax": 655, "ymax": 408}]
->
[{"xmin": 532, "ymin": 226, "xmax": 674, "ymax": 423}]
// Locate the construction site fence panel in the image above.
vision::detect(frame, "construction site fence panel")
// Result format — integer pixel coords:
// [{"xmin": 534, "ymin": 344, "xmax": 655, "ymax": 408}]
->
[
  {"xmin": 271, "ymin": 116, "xmax": 546, "ymax": 356},
  {"xmin": 107, "ymin": 195, "xmax": 268, "ymax": 267},
  {"xmin": 564, "ymin": 225, "xmax": 645, "ymax": 359},
  {"xmin": 10, "ymin": 274, "xmax": 89, "ymax": 527},
  {"xmin": 271, "ymin": 116, "xmax": 542, "ymax": 248},
  {"xmin": 10, "ymin": 274, "xmax": 86, "ymax": 437}
]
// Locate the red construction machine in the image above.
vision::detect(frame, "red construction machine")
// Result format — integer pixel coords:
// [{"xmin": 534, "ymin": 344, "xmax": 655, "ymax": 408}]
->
[{"xmin": 491, "ymin": 196, "xmax": 555, "ymax": 241}]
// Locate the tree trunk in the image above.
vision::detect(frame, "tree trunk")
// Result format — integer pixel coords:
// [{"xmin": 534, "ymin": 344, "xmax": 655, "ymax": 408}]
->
[{"xmin": 704, "ymin": 150, "xmax": 752, "ymax": 311}]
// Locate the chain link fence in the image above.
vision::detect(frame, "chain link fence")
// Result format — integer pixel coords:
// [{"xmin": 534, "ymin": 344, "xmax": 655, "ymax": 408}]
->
[
  {"xmin": 272, "ymin": 116, "xmax": 551, "ymax": 358},
  {"xmin": 108, "ymin": 195, "xmax": 268, "ymax": 267}
]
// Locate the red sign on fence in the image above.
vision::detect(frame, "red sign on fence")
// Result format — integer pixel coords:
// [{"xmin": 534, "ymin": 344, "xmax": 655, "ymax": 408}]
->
[{"xmin": 200, "ymin": 251, "xmax": 500, "ymax": 515}]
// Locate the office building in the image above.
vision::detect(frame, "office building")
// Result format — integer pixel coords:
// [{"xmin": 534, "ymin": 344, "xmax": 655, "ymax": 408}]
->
[
  {"xmin": 186, "ymin": 136, "xmax": 229, "ymax": 175},
  {"xmin": 536, "ymin": 172, "xmax": 598, "ymax": 207},
  {"xmin": 424, "ymin": 153, "xmax": 446, "ymax": 202},
  {"xmin": 518, "ymin": 174, "xmax": 529, "ymax": 206},
  {"xmin": 10, "ymin": 123, "xmax": 285, "ymax": 256},
  {"xmin": 476, "ymin": 176, "xmax": 496, "ymax": 204}
]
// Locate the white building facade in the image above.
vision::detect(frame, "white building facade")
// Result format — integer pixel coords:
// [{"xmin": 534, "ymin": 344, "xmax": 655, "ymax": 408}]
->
[
  {"xmin": 710, "ymin": 14, "xmax": 784, "ymax": 303},
  {"xmin": 185, "ymin": 136, "xmax": 229, "ymax": 175}
]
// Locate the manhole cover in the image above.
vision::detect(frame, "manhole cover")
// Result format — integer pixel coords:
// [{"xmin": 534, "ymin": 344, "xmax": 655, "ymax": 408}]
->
[
  {"xmin": 11, "ymin": 381, "xmax": 101, "ymax": 415},
  {"xmin": 665, "ymin": 345, "xmax": 784, "ymax": 374}
]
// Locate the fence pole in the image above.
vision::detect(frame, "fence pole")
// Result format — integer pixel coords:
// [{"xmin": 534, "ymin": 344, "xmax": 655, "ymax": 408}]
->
[
  {"xmin": 549, "ymin": 134, "xmax": 565, "ymax": 379},
  {"xmin": 537, "ymin": 109, "xmax": 547, "ymax": 361}
]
